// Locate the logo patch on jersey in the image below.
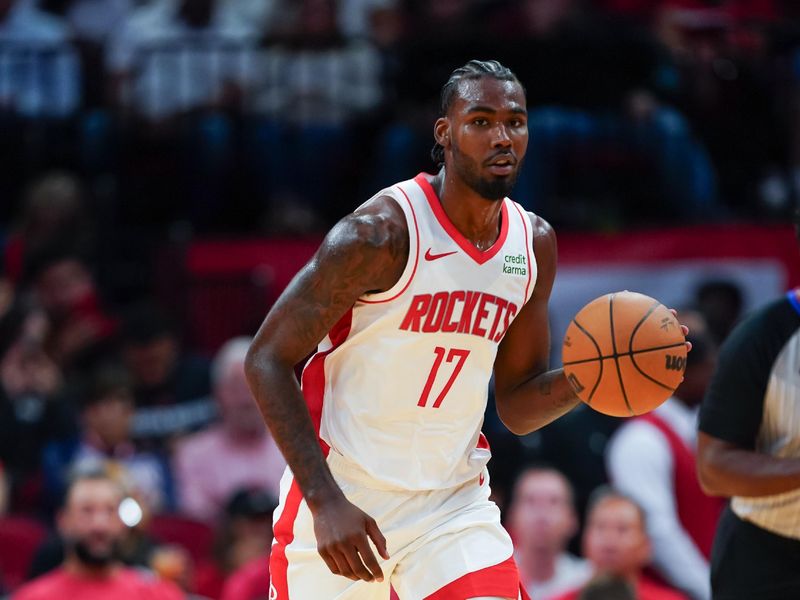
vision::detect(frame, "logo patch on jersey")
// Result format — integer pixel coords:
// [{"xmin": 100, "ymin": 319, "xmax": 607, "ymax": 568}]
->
[
  {"xmin": 503, "ymin": 254, "xmax": 527, "ymax": 276},
  {"xmin": 425, "ymin": 248, "xmax": 458, "ymax": 261}
]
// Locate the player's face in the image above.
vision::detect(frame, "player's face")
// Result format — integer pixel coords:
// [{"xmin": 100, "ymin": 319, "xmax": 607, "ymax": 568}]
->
[
  {"xmin": 59, "ymin": 479, "xmax": 125, "ymax": 567},
  {"xmin": 509, "ymin": 471, "xmax": 576, "ymax": 552},
  {"xmin": 438, "ymin": 77, "xmax": 528, "ymax": 201},
  {"xmin": 583, "ymin": 498, "xmax": 650, "ymax": 578}
]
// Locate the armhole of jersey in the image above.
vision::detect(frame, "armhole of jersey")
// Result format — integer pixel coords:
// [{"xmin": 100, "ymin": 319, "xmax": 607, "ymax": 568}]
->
[{"xmin": 359, "ymin": 185, "xmax": 420, "ymax": 304}]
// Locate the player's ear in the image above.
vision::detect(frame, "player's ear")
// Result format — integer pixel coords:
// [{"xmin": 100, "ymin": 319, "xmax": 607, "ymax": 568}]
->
[{"xmin": 434, "ymin": 117, "xmax": 450, "ymax": 149}]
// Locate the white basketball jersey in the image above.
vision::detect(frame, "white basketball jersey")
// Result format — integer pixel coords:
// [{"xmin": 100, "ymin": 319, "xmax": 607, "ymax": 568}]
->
[{"xmin": 301, "ymin": 173, "xmax": 537, "ymax": 491}]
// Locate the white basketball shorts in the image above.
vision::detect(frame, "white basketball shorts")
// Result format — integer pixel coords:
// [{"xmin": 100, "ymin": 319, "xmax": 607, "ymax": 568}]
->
[{"xmin": 268, "ymin": 451, "xmax": 529, "ymax": 599}]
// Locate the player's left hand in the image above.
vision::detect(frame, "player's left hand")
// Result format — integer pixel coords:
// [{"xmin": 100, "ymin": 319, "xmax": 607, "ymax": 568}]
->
[{"xmin": 669, "ymin": 308, "xmax": 692, "ymax": 353}]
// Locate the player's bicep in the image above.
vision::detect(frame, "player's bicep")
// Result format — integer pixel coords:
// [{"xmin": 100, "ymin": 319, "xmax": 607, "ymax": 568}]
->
[
  {"xmin": 250, "ymin": 203, "xmax": 407, "ymax": 366},
  {"xmin": 494, "ymin": 215, "xmax": 557, "ymax": 395}
]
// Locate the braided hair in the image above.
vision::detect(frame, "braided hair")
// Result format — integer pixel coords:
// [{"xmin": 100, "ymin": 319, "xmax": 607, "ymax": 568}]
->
[{"xmin": 431, "ymin": 60, "xmax": 523, "ymax": 167}]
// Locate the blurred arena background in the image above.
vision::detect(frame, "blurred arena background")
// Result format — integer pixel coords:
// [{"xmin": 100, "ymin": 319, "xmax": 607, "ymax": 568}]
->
[{"xmin": 1, "ymin": 0, "xmax": 799, "ymax": 598}]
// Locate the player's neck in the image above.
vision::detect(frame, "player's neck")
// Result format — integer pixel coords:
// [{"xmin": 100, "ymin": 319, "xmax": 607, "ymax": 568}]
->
[{"xmin": 431, "ymin": 168, "xmax": 504, "ymax": 252}]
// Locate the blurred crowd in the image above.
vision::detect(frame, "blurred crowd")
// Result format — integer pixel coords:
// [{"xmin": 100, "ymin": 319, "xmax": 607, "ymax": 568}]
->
[
  {"xmin": 0, "ymin": 0, "xmax": 798, "ymax": 236},
  {"xmin": 0, "ymin": 0, "xmax": 790, "ymax": 598}
]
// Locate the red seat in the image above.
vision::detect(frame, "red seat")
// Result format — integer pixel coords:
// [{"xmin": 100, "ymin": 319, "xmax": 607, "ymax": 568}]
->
[
  {"xmin": 148, "ymin": 514, "xmax": 215, "ymax": 564},
  {"xmin": 0, "ymin": 515, "xmax": 48, "ymax": 591}
]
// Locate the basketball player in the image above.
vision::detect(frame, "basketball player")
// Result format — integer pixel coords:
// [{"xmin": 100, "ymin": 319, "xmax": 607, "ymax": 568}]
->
[
  {"xmin": 246, "ymin": 60, "xmax": 596, "ymax": 599},
  {"xmin": 697, "ymin": 218, "xmax": 800, "ymax": 599}
]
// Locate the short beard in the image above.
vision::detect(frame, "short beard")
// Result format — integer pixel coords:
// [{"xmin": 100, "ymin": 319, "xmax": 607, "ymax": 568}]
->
[
  {"xmin": 451, "ymin": 140, "xmax": 521, "ymax": 201},
  {"xmin": 71, "ymin": 539, "xmax": 118, "ymax": 568}
]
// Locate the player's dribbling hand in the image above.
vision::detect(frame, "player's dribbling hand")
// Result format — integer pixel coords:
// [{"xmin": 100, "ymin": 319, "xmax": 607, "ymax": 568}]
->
[
  {"xmin": 669, "ymin": 308, "xmax": 692, "ymax": 353},
  {"xmin": 311, "ymin": 494, "xmax": 389, "ymax": 583}
]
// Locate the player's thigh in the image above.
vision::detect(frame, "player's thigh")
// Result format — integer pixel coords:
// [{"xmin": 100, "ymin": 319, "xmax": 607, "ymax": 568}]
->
[
  {"xmin": 271, "ymin": 476, "xmax": 391, "ymax": 600},
  {"xmin": 391, "ymin": 487, "xmax": 520, "ymax": 599}
]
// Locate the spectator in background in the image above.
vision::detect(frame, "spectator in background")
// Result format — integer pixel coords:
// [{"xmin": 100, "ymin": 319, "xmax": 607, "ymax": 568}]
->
[
  {"xmin": 494, "ymin": 0, "xmax": 718, "ymax": 223},
  {"xmin": 25, "ymin": 244, "xmax": 117, "ymax": 373},
  {"xmin": 508, "ymin": 467, "xmax": 592, "ymax": 600},
  {"xmin": 120, "ymin": 302, "xmax": 212, "ymax": 451},
  {"xmin": 42, "ymin": 364, "xmax": 171, "ymax": 515},
  {"xmin": 106, "ymin": 0, "xmax": 259, "ymax": 228},
  {"xmin": 0, "ymin": 300, "xmax": 76, "ymax": 513},
  {"xmin": 248, "ymin": 0, "xmax": 384, "ymax": 228},
  {"xmin": 607, "ymin": 321, "xmax": 723, "ymax": 600},
  {"xmin": 653, "ymin": 1, "xmax": 777, "ymax": 212},
  {"xmin": 14, "ymin": 468, "xmax": 184, "ymax": 600},
  {"xmin": 106, "ymin": 0, "xmax": 257, "ymax": 121},
  {"xmin": 174, "ymin": 337, "xmax": 284, "ymax": 524},
  {"xmin": 554, "ymin": 490, "xmax": 687, "ymax": 600},
  {"xmin": 202, "ymin": 488, "xmax": 276, "ymax": 600},
  {"xmin": 4, "ymin": 171, "xmax": 93, "ymax": 285},
  {"xmin": 0, "ymin": 0, "xmax": 80, "ymax": 117},
  {"xmin": 694, "ymin": 279, "xmax": 743, "ymax": 345}
]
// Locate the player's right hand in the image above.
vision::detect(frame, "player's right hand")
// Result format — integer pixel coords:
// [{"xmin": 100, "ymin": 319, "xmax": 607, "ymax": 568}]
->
[{"xmin": 311, "ymin": 494, "xmax": 389, "ymax": 583}]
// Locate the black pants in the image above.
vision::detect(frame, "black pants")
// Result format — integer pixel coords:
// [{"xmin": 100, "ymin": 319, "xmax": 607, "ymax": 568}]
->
[{"xmin": 711, "ymin": 506, "xmax": 800, "ymax": 599}]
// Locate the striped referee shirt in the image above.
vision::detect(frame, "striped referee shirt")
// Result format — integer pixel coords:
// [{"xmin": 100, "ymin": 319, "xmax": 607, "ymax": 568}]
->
[{"xmin": 699, "ymin": 291, "xmax": 800, "ymax": 539}]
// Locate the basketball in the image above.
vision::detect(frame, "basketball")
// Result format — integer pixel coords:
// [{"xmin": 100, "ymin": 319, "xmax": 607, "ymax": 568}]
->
[{"xmin": 562, "ymin": 291, "xmax": 687, "ymax": 417}]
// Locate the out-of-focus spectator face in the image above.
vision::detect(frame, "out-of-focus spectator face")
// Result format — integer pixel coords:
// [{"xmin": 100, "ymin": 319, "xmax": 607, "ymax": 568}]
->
[
  {"xmin": 696, "ymin": 281, "xmax": 742, "ymax": 344},
  {"xmin": 84, "ymin": 387, "xmax": 135, "ymax": 448},
  {"xmin": 217, "ymin": 361, "xmax": 264, "ymax": 438},
  {"xmin": 123, "ymin": 335, "xmax": 178, "ymax": 390},
  {"xmin": 34, "ymin": 258, "xmax": 94, "ymax": 320},
  {"xmin": 523, "ymin": 0, "xmax": 574, "ymax": 36},
  {"xmin": 583, "ymin": 496, "xmax": 650, "ymax": 579},
  {"xmin": 58, "ymin": 477, "xmax": 125, "ymax": 567},
  {"xmin": 22, "ymin": 172, "xmax": 84, "ymax": 245},
  {"xmin": 509, "ymin": 469, "xmax": 577, "ymax": 553},
  {"xmin": 0, "ymin": 309, "xmax": 60, "ymax": 398}
]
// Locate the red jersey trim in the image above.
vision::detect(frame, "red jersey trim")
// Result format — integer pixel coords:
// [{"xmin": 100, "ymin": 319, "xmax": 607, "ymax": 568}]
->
[
  {"xmin": 271, "ymin": 309, "xmax": 354, "ymax": 598},
  {"xmin": 414, "ymin": 173, "xmax": 510, "ymax": 266},
  {"xmin": 424, "ymin": 555, "xmax": 529, "ymax": 600},
  {"xmin": 360, "ymin": 186, "xmax": 420, "ymax": 305},
  {"xmin": 511, "ymin": 201, "xmax": 534, "ymax": 303}
]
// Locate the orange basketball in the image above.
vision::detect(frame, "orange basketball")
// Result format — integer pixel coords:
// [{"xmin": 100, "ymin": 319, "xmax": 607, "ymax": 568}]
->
[{"xmin": 562, "ymin": 291, "xmax": 687, "ymax": 417}]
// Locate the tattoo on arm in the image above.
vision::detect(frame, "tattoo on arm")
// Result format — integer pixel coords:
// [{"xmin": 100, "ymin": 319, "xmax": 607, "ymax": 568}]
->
[{"xmin": 246, "ymin": 200, "xmax": 408, "ymax": 507}]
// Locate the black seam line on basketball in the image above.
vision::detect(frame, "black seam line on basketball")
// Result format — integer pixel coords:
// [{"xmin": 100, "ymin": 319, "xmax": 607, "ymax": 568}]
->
[
  {"xmin": 629, "ymin": 351, "xmax": 678, "ymax": 392},
  {"xmin": 562, "ymin": 342, "xmax": 688, "ymax": 367},
  {"xmin": 609, "ymin": 294, "xmax": 634, "ymax": 417},
  {"xmin": 570, "ymin": 318, "xmax": 603, "ymax": 404},
  {"xmin": 628, "ymin": 299, "xmax": 663, "ymax": 355}
]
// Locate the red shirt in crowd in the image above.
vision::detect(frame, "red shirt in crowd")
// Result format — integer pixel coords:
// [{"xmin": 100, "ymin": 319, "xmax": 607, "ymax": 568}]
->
[
  {"xmin": 12, "ymin": 566, "xmax": 185, "ymax": 600},
  {"xmin": 220, "ymin": 555, "xmax": 270, "ymax": 600},
  {"xmin": 554, "ymin": 576, "xmax": 688, "ymax": 600}
]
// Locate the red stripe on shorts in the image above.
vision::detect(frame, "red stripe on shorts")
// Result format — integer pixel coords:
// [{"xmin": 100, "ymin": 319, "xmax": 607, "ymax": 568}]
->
[
  {"xmin": 270, "ymin": 479, "xmax": 303, "ymax": 599},
  {"xmin": 424, "ymin": 555, "xmax": 527, "ymax": 600},
  {"xmin": 270, "ymin": 308, "xmax": 354, "ymax": 598}
]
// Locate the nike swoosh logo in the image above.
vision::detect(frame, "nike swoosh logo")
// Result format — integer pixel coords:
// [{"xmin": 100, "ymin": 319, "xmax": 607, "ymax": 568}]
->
[
  {"xmin": 479, "ymin": 473, "xmax": 485, "ymax": 486},
  {"xmin": 425, "ymin": 248, "xmax": 458, "ymax": 261}
]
